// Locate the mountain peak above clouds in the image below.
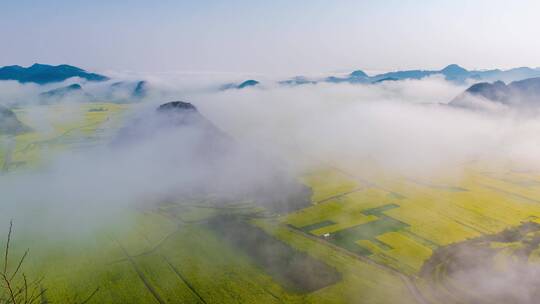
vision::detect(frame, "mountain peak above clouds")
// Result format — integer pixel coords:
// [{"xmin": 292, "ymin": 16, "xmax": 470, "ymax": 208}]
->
[
  {"xmin": 449, "ymin": 77, "xmax": 540, "ymax": 111},
  {"xmin": 0, "ymin": 63, "xmax": 108, "ymax": 84},
  {"xmin": 220, "ymin": 79, "xmax": 260, "ymax": 90}
]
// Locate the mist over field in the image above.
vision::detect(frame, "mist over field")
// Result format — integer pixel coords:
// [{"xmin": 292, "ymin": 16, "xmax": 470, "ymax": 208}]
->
[
  {"xmin": 4, "ymin": 69, "xmax": 540, "ymax": 303},
  {"xmin": 4, "ymin": 1, "xmax": 540, "ymax": 303},
  {"xmin": 3, "ymin": 74, "xmax": 540, "ymax": 233}
]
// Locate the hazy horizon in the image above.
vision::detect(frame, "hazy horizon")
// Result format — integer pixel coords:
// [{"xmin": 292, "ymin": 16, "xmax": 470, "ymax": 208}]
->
[{"xmin": 3, "ymin": 0, "xmax": 540, "ymax": 74}]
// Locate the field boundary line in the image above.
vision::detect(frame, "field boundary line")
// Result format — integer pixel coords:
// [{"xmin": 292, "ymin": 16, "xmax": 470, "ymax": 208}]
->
[
  {"xmin": 161, "ymin": 255, "xmax": 208, "ymax": 304},
  {"xmin": 115, "ymin": 239, "xmax": 166, "ymax": 304},
  {"xmin": 315, "ymin": 186, "xmax": 368, "ymax": 204}
]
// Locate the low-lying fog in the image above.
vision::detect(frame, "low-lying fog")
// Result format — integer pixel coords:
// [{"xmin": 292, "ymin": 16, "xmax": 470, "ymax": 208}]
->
[
  {"xmin": 2, "ymin": 74, "xmax": 540, "ymax": 234},
  {"xmin": 5, "ymin": 73, "xmax": 540, "ymax": 302}
]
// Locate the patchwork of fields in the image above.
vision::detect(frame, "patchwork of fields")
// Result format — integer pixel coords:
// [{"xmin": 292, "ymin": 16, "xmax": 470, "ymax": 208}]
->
[
  {"xmin": 4, "ymin": 202, "xmax": 419, "ymax": 303},
  {"xmin": 3, "ymin": 103, "xmax": 540, "ymax": 303},
  {"xmin": 285, "ymin": 166, "xmax": 540, "ymax": 302}
]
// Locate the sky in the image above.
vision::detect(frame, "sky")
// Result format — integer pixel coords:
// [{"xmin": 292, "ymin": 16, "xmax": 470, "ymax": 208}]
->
[{"xmin": 1, "ymin": 0, "xmax": 540, "ymax": 75}]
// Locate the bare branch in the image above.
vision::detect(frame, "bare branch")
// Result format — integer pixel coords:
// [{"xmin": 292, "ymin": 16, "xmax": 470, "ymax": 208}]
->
[
  {"xmin": 4, "ymin": 219, "xmax": 13, "ymax": 275},
  {"xmin": 23, "ymin": 273, "xmax": 28, "ymax": 304},
  {"xmin": 2, "ymin": 272, "xmax": 18, "ymax": 304},
  {"xmin": 27, "ymin": 287, "xmax": 46, "ymax": 304},
  {"xmin": 10, "ymin": 249, "xmax": 29, "ymax": 281}
]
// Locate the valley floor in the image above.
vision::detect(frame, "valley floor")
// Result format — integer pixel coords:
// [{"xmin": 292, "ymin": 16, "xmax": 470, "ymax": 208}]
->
[{"xmin": 3, "ymin": 103, "xmax": 540, "ymax": 303}]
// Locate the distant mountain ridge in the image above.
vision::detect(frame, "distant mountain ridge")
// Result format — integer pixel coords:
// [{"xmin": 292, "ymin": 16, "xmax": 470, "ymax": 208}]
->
[
  {"xmin": 283, "ymin": 64, "xmax": 540, "ymax": 86},
  {"xmin": 0, "ymin": 63, "xmax": 108, "ymax": 84},
  {"xmin": 342, "ymin": 64, "xmax": 540, "ymax": 84}
]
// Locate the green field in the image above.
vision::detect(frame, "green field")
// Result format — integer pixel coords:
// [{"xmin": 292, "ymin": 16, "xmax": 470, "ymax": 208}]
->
[
  {"xmin": 3, "ymin": 103, "xmax": 540, "ymax": 303},
  {"xmin": 1, "ymin": 103, "xmax": 127, "ymax": 171}
]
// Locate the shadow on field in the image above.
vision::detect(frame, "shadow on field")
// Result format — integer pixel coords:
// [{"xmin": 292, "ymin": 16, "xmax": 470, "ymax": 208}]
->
[{"xmin": 208, "ymin": 215, "xmax": 341, "ymax": 293}]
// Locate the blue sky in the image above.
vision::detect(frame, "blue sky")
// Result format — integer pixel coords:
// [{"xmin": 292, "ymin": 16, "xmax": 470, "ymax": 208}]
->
[{"xmin": 1, "ymin": 0, "xmax": 540, "ymax": 74}]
